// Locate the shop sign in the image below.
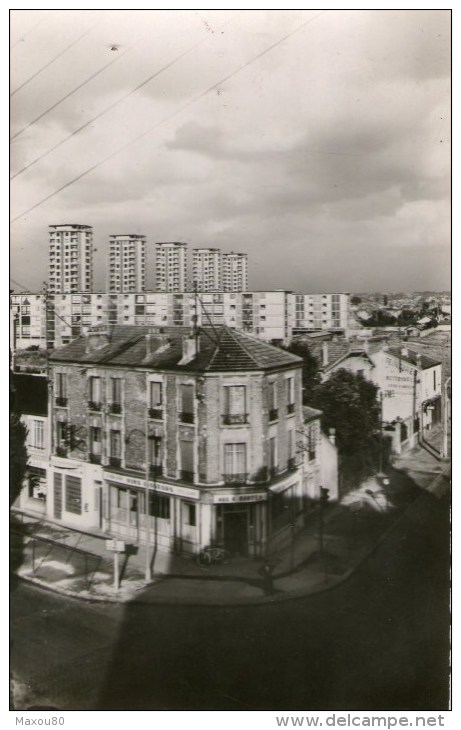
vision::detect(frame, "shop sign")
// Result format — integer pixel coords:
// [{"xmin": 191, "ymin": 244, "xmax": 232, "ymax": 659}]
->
[
  {"xmin": 213, "ymin": 493, "xmax": 266, "ymax": 504},
  {"xmin": 105, "ymin": 471, "xmax": 199, "ymax": 500}
]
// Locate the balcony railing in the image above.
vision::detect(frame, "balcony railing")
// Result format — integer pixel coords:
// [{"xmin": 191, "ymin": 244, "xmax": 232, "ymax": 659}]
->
[
  {"xmin": 109, "ymin": 456, "xmax": 121, "ymax": 469},
  {"xmin": 287, "ymin": 402, "xmax": 295, "ymax": 415},
  {"xmin": 148, "ymin": 407, "xmax": 163, "ymax": 420},
  {"xmin": 110, "ymin": 402, "xmax": 122, "ymax": 414},
  {"xmin": 55, "ymin": 396, "xmax": 68, "ymax": 407},
  {"xmin": 222, "ymin": 413, "xmax": 248, "ymax": 425},
  {"xmin": 89, "ymin": 453, "xmax": 101, "ymax": 464},
  {"xmin": 223, "ymin": 473, "xmax": 248, "ymax": 485},
  {"xmin": 268, "ymin": 408, "xmax": 278, "ymax": 421},
  {"xmin": 180, "ymin": 470, "xmax": 194, "ymax": 483},
  {"xmin": 56, "ymin": 446, "xmax": 67, "ymax": 457},
  {"xmin": 179, "ymin": 411, "xmax": 194, "ymax": 424},
  {"xmin": 88, "ymin": 400, "xmax": 102, "ymax": 411}
]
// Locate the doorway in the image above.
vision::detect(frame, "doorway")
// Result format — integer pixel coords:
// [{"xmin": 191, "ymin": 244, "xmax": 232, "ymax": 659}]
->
[{"xmin": 223, "ymin": 509, "xmax": 248, "ymax": 556}]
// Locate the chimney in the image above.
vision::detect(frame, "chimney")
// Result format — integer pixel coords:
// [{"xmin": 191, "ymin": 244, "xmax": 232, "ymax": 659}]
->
[
  {"xmin": 179, "ymin": 334, "xmax": 200, "ymax": 366},
  {"xmin": 85, "ymin": 326, "xmax": 109, "ymax": 353},
  {"xmin": 328, "ymin": 427, "xmax": 336, "ymax": 446},
  {"xmin": 144, "ymin": 328, "xmax": 170, "ymax": 360},
  {"xmin": 401, "ymin": 346, "xmax": 409, "ymax": 357},
  {"xmin": 416, "ymin": 353, "xmax": 422, "ymax": 368},
  {"xmin": 322, "ymin": 342, "xmax": 329, "ymax": 367}
]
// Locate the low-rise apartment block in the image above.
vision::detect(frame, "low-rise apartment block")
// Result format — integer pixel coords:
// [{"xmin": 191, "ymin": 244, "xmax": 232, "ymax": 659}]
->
[{"xmin": 42, "ymin": 325, "xmax": 337, "ymax": 557}]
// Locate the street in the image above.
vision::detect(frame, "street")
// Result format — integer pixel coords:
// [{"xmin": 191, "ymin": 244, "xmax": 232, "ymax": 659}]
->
[{"xmin": 11, "ymin": 487, "xmax": 450, "ymax": 711}]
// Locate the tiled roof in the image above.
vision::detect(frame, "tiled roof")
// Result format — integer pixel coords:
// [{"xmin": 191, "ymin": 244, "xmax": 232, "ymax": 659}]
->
[
  {"xmin": 49, "ymin": 326, "xmax": 301, "ymax": 372},
  {"xmin": 12, "ymin": 373, "xmax": 48, "ymax": 416},
  {"xmin": 386, "ymin": 347, "xmax": 441, "ymax": 369}
]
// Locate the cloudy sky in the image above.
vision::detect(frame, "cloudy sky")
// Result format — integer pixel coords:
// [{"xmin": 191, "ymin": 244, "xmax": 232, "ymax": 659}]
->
[{"xmin": 10, "ymin": 8, "xmax": 451, "ymax": 293}]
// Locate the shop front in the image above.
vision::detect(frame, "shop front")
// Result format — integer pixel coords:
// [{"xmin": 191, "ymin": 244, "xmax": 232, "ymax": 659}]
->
[
  {"xmin": 212, "ymin": 491, "xmax": 267, "ymax": 558},
  {"xmin": 103, "ymin": 469, "xmax": 200, "ymax": 554}
]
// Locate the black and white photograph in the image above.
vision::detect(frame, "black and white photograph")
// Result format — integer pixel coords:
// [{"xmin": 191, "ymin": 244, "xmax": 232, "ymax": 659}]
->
[{"xmin": 9, "ymin": 5, "xmax": 452, "ymax": 719}]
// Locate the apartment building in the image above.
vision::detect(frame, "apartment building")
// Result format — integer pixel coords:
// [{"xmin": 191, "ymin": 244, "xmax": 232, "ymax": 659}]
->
[
  {"xmin": 48, "ymin": 224, "xmax": 93, "ymax": 293},
  {"xmin": 10, "ymin": 293, "xmax": 46, "ymax": 350},
  {"xmin": 222, "ymin": 252, "xmax": 248, "ymax": 292},
  {"xmin": 192, "ymin": 248, "xmax": 222, "ymax": 291},
  {"xmin": 155, "ymin": 242, "xmax": 188, "ymax": 292},
  {"xmin": 44, "ymin": 325, "xmax": 337, "ymax": 557},
  {"xmin": 10, "ymin": 290, "xmax": 351, "ymax": 351},
  {"xmin": 108, "ymin": 234, "xmax": 146, "ymax": 292},
  {"xmin": 293, "ymin": 292, "xmax": 350, "ymax": 332}
]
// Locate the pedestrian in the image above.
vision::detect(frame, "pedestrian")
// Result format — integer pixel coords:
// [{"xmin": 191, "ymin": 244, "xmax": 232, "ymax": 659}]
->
[{"xmin": 258, "ymin": 562, "xmax": 275, "ymax": 596}]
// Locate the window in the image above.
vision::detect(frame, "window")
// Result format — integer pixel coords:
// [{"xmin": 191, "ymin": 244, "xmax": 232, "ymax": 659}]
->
[
  {"xmin": 268, "ymin": 381, "xmax": 278, "ymax": 421},
  {"xmin": 308, "ymin": 426, "xmax": 317, "ymax": 461},
  {"xmin": 56, "ymin": 373, "xmax": 67, "ymax": 404},
  {"xmin": 57, "ymin": 422, "xmax": 68, "ymax": 452},
  {"xmin": 149, "ymin": 436, "xmax": 162, "ymax": 476},
  {"xmin": 223, "ymin": 385, "xmax": 247, "ymax": 424},
  {"xmin": 180, "ymin": 384, "xmax": 194, "ymax": 423},
  {"xmin": 148, "ymin": 493, "xmax": 170, "ymax": 519},
  {"xmin": 179, "ymin": 440, "xmax": 194, "ymax": 482},
  {"xmin": 28, "ymin": 466, "xmax": 46, "ymax": 499},
  {"xmin": 288, "ymin": 430, "xmax": 296, "ymax": 470},
  {"xmin": 65, "ymin": 475, "xmax": 82, "ymax": 515},
  {"xmin": 149, "ymin": 381, "xmax": 163, "ymax": 418},
  {"xmin": 269, "ymin": 436, "xmax": 277, "ymax": 476},
  {"xmin": 287, "ymin": 377, "xmax": 295, "ymax": 413},
  {"xmin": 185, "ymin": 503, "xmax": 196, "ymax": 526},
  {"xmin": 90, "ymin": 427, "xmax": 101, "ymax": 462},
  {"xmin": 89, "ymin": 376, "xmax": 101, "ymax": 408},
  {"xmin": 32, "ymin": 420, "xmax": 44, "ymax": 449},
  {"xmin": 223, "ymin": 443, "xmax": 247, "ymax": 483},
  {"xmin": 110, "ymin": 430, "xmax": 121, "ymax": 466},
  {"xmin": 111, "ymin": 378, "xmax": 122, "ymax": 413}
]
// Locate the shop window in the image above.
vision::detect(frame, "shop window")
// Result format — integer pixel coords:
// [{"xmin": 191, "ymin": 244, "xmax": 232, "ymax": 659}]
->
[
  {"xmin": 185, "ymin": 503, "xmax": 196, "ymax": 526},
  {"xmin": 148, "ymin": 493, "xmax": 170, "ymax": 519}
]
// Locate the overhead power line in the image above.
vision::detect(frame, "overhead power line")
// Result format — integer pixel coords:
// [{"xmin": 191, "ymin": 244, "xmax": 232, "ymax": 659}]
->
[
  {"xmin": 10, "ymin": 29, "xmax": 213, "ymax": 180},
  {"xmin": 11, "ymin": 11, "xmax": 326, "ymax": 224},
  {"xmin": 11, "ymin": 47, "xmax": 130, "ymax": 141},
  {"xmin": 10, "ymin": 14, "xmax": 101, "ymax": 97}
]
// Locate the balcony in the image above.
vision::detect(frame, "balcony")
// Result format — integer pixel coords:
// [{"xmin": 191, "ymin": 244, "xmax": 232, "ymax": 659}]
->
[
  {"xmin": 148, "ymin": 407, "xmax": 163, "ymax": 420},
  {"xmin": 110, "ymin": 402, "xmax": 122, "ymax": 415},
  {"xmin": 180, "ymin": 470, "xmax": 194, "ymax": 483},
  {"xmin": 55, "ymin": 396, "xmax": 68, "ymax": 407},
  {"xmin": 89, "ymin": 453, "xmax": 101, "ymax": 464},
  {"xmin": 88, "ymin": 400, "xmax": 102, "ymax": 411},
  {"xmin": 268, "ymin": 408, "xmax": 278, "ymax": 422},
  {"xmin": 109, "ymin": 457, "xmax": 121, "ymax": 469},
  {"xmin": 179, "ymin": 411, "xmax": 194, "ymax": 424},
  {"xmin": 223, "ymin": 473, "xmax": 248, "ymax": 486},
  {"xmin": 222, "ymin": 413, "xmax": 248, "ymax": 425},
  {"xmin": 56, "ymin": 446, "xmax": 67, "ymax": 458},
  {"xmin": 287, "ymin": 402, "xmax": 295, "ymax": 415}
]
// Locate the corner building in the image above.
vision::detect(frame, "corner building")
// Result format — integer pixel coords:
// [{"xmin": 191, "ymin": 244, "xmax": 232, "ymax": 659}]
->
[{"xmin": 47, "ymin": 325, "xmax": 330, "ymax": 557}]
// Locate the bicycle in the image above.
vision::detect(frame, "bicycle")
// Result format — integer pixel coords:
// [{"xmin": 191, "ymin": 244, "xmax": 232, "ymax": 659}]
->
[{"xmin": 196, "ymin": 545, "xmax": 231, "ymax": 567}]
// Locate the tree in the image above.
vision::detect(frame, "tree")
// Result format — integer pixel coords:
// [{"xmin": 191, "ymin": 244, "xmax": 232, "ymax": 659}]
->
[
  {"xmin": 312, "ymin": 369, "xmax": 381, "ymax": 489},
  {"xmin": 283, "ymin": 341, "xmax": 321, "ymax": 402},
  {"xmin": 351, "ymin": 296, "xmax": 362, "ymax": 305}
]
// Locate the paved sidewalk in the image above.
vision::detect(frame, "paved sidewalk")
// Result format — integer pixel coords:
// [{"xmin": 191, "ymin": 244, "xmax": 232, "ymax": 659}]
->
[{"xmin": 10, "ymin": 456, "xmax": 450, "ymax": 606}]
